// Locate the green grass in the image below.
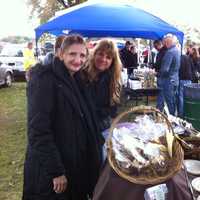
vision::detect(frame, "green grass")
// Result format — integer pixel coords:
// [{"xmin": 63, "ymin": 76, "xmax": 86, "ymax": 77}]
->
[
  {"xmin": 0, "ymin": 83, "xmax": 27, "ymax": 200},
  {"xmin": 0, "ymin": 82, "xmax": 156, "ymax": 200}
]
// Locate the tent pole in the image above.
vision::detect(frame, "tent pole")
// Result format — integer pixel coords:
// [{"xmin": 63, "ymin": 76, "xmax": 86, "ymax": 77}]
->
[
  {"xmin": 35, "ymin": 33, "xmax": 39, "ymax": 58},
  {"xmin": 137, "ymin": 38, "xmax": 140, "ymax": 65}
]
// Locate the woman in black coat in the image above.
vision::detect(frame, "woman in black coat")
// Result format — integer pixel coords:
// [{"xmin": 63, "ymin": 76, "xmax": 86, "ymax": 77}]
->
[{"xmin": 22, "ymin": 35, "xmax": 104, "ymax": 200}]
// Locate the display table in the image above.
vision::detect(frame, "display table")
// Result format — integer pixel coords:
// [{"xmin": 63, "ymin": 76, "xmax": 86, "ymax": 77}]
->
[
  {"xmin": 123, "ymin": 87, "xmax": 160, "ymax": 105},
  {"xmin": 93, "ymin": 162, "xmax": 193, "ymax": 200}
]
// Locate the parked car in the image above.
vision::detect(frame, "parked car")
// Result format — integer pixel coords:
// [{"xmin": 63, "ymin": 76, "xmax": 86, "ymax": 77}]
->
[
  {"xmin": 0, "ymin": 62, "xmax": 13, "ymax": 87},
  {"xmin": 0, "ymin": 44, "xmax": 26, "ymax": 81},
  {"xmin": 0, "ymin": 56, "xmax": 25, "ymax": 81}
]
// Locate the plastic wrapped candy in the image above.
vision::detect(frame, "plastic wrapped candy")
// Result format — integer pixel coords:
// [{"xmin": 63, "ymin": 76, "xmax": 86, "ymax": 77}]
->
[
  {"xmin": 133, "ymin": 115, "xmax": 168, "ymax": 142},
  {"xmin": 111, "ymin": 115, "xmax": 170, "ymax": 176}
]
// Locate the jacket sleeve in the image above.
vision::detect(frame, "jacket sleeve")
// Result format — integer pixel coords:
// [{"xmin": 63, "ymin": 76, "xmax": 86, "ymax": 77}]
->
[{"xmin": 27, "ymin": 68, "xmax": 65, "ymax": 178}]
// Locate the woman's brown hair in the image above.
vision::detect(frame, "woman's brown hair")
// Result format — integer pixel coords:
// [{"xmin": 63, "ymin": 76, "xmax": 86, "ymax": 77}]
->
[
  {"xmin": 60, "ymin": 34, "xmax": 86, "ymax": 52},
  {"xmin": 54, "ymin": 35, "xmax": 66, "ymax": 53},
  {"xmin": 85, "ymin": 39, "xmax": 122, "ymax": 105}
]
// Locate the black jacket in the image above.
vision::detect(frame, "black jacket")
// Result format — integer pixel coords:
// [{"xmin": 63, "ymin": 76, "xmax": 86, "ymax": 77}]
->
[
  {"xmin": 23, "ymin": 58, "xmax": 104, "ymax": 200},
  {"xmin": 179, "ymin": 55, "xmax": 192, "ymax": 80},
  {"xmin": 191, "ymin": 57, "xmax": 200, "ymax": 83},
  {"xmin": 120, "ymin": 48, "xmax": 136, "ymax": 69},
  {"xmin": 80, "ymin": 70, "xmax": 118, "ymax": 131},
  {"xmin": 154, "ymin": 47, "xmax": 167, "ymax": 74}
]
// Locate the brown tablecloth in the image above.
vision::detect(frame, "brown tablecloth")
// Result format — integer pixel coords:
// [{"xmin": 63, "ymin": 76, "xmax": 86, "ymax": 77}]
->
[{"xmin": 93, "ymin": 162, "xmax": 193, "ymax": 200}]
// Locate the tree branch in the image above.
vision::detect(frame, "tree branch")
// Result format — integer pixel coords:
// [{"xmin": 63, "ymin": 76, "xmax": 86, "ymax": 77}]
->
[
  {"xmin": 56, "ymin": 0, "xmax": 84, "ymax": 8},
  {"xmin": 56, "ymin": 0, "xmax": 68, "ymax": 8}
]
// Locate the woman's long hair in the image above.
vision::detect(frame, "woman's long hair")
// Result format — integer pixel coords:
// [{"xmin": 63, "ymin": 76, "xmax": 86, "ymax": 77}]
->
[{"xmin": 85, "ymin": 39, "xmax": 122, "ymax": 105}]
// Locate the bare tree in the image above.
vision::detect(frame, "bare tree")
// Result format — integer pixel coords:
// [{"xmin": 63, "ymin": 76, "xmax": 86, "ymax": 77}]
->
[
  {"xmin": 56, "ymin": 0, "xmax": 86, "ymax": 8},
  {"xmin": 27, "ymin": 0, "xmax": 86, "ymax": 24},
  {"xmin": 28, "ymin": 0, "xmax": 137, "ymax": 24}
]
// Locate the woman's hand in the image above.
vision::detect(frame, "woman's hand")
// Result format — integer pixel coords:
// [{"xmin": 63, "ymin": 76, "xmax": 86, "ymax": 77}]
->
[{"xmin": 53, "ymin": 175, "xmax": 68, "ymax": 193}]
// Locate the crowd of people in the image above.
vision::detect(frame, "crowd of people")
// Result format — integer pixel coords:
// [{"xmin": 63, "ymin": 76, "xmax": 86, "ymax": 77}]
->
[
  {"xmin": 118, "ymin": 34, "xmax": 200, "ymax": 118},
  {"xmin": 21, "ymin": 33, "xmax": 199, "ymax": 200}
]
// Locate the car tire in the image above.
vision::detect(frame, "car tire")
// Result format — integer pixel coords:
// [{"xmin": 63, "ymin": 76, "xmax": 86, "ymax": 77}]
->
[{"xmin": 4, "ymin": 72, "xmax": 12, "ymax": 87}]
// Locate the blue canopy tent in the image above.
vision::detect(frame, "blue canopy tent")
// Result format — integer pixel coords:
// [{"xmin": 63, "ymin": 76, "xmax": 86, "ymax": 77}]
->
[{"xmin": 35, "ymin": 2, "xmax": 184, "ymax": 44}]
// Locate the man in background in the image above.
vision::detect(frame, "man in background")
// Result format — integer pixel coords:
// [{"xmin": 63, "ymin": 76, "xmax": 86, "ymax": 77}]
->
[
  {"xmin": 153, "ymin": 39, "xmax": 167, "ymax": 112},
  {"xmin": 159, "ymin": 34, "xmax": 181, "ymax": 115},
  {"xmin": 120, "ymin": 41, "xmax": 135, "ymax": 77},
  {"xmin": 129, "ymin": 44, "xmax": 138, "ymax": 73},
  {"xmin": 43, "ymin": 35, "xmax": 66, "ymax": 65},
  {"xmin": 23, "ymin": 42, "xmax": 36, "ymax": 81}
]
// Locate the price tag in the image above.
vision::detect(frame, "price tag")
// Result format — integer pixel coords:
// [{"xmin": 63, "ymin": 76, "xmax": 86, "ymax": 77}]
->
[{"xmin": 144, "ymin": 184, "xmax": 168, "ymax": 200}]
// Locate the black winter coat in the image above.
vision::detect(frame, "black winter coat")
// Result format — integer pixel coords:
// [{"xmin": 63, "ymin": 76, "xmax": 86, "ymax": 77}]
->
[
  {"xmin": 22, "ymin": 58, "xmax": 104, "ymax": 200},
  {"xmin": 191, "ymin": 57, "xmax": 200, "ymax": 83},
  {"xmin": 179, "ymin": 55, "xmax": 192, "ymax": 80},
  {"xmin": 79, "ymin": 70, "xmax": 118, "ymax": 132},
  {"xmin": 154, "ymin": 47, "xmax": 167, "ymax": 74},
  {"xmin": 120, "ymin": 48, "xmax": 136, "ymax": 69}
]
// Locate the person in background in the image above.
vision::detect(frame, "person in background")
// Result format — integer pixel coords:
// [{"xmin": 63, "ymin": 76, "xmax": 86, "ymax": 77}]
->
[
  {"xmin": 22, "ymin": 34, "xmax": 104, "ymax": 200},
  {"xmin": 159, "ymin": 34, "xmax": 181, "ymax": 115},
  {"xmin": 153, "ymin": 40, "xmax": 167, "ymax": 73},
  {"xmin": 142, "ymin": 47, "xmax": 149, "ymax": 64},
  {"xmin": 178, "ymin": 53, "xmax": 193, "ymax": 117},
  {"xmin": 190, "ymin": 46, "xmax": 200, "ymax": 83},
  {"xmin": 153, "ymin": 39, "xmax": 167, "ymax": 112},
  {"xmin": 23, "ymin": 41, "xmax": 36, "ymax": 81},
  {"xmin": 43, "ymin": 35, "xmax": 66, "ymax": 65},
  {"xmin": 120, "ymin": 41, "xmax": 134, "ymax": 77},
  {"xmin": 129, "ymin": 45, "xmax": 138, "ymax": 74},
  {"xmin": 186, "ymin": 44, "xmax": 193, "ymax": 56}
]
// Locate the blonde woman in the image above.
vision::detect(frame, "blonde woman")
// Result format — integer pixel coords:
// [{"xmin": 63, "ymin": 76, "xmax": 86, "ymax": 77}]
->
[{"xmin": 81, "ymin": 39, "xmax": 122, "ymax": 133}]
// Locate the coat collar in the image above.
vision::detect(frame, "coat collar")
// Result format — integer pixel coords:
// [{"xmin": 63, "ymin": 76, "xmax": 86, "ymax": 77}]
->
[
  {"xmin": 52, "ymin": 57, "xmax": 73, "ymax": 88},
  {"xmin": 51, "ymin": 57, "xmax": 84, "ymax": 117}
]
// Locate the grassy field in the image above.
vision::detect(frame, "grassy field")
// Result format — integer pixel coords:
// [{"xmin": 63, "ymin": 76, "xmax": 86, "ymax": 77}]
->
[
  {"xmin": 0, "ymin": 83, "xmax": 27, "ymax": 200},
  {"xmin": 0, "ymin": 82, "xmax": 156, "ymax": 200}
]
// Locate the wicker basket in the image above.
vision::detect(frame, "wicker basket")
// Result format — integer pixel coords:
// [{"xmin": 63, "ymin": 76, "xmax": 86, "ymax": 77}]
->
[
  {"xmin": 107, "ymin": 105, "xmax": 184, "ymax": 185},
  {"xmin": 177, "ymin": 135, "xmax": 200, "ymax": 160}
]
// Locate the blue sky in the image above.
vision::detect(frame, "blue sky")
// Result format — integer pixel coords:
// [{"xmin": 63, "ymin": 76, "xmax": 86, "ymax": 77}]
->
[{"xmin": 0, "ymin": 0, "xmax": 199, "ymax": 39}]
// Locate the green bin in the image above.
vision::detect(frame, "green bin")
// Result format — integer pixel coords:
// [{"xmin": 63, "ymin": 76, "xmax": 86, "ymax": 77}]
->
[{"xmin": 184, "ymin": 83, "xmax": 200, "ymax": 131}]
